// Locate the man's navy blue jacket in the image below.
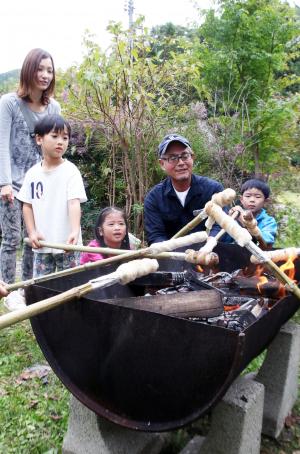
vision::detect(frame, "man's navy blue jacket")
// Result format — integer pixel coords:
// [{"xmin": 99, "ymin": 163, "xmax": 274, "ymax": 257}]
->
[{"xmin": 144, "ymin": 174, "xmax": 224, "ymax": 244}]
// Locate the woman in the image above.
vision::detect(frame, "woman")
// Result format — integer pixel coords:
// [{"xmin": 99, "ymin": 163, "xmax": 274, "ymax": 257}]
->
[{"xmin": 0, "ymin": 48, "xmax": 61, "ymax": 284}]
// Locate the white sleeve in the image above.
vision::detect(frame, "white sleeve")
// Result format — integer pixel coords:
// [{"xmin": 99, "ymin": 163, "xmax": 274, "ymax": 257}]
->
[
  {"xmin": 67, "ymin": 167, "xmax": 87, "ymax": 203},
  {"xmin": 16, "ymin": 171, "xmax": 32, "ymax": 204}
]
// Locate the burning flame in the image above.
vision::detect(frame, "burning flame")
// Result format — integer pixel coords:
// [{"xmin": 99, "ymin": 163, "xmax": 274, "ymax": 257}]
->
[
  {"xmin": 197, "ymin": 265, "xmax": 204, "ymax": 273},
  {"xmin": 257, "ymin": 275, "xmax": 268, "ymax": 294},
  {"xmin": 277, "ymin": 254, "xmax": 296, "ymax": 298},
  {"xmin": 254, "ymin": 265, "xmax": 267, "ymax": 294},
  {"xmin": 279, "ymin": 255, "xmax": 296, "ymax": 279},
  {"xmin": 255, "ymin": 255, "xmax": 296, "ymax": 297}
]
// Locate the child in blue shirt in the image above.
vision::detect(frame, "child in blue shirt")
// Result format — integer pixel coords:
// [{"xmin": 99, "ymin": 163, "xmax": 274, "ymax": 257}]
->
[{"xmin": 238, "ymin": 179, "xmax": 277, "ymax": 246}]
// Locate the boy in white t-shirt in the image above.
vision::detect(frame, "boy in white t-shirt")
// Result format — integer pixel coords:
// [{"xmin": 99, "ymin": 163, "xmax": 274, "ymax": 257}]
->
[{"xmin": 17, "ymin": 114, "xmax": 87, "ymax": 277}]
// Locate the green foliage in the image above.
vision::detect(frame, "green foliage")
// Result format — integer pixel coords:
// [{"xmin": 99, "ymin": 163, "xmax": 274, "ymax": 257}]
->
[
  {"xmin": 275, "ymin": 204, "xmax": 300, "ymax": 247},
  {"xmin": 195, "ymin": 0, "xmax": 300, "ymax": 176},
  {"xmin": 244, "ymin": 93, "xmax": 300, "ymax": 173},
  {"xmin": 198, "ymin": 0, "xmax": 298, "ymax": 105},
  {"xmin": 0, "ymin": 69, "xmax": 19, "ymax": 95},
  {"xmin": 60, "ymin": 18, "xmax": 200, "ymax": 236}
]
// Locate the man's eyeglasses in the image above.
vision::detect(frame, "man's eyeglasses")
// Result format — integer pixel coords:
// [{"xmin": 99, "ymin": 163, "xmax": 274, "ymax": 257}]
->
[{"xmin": 161, "ymin": 151, "xmax": 193, "ymax": 164}]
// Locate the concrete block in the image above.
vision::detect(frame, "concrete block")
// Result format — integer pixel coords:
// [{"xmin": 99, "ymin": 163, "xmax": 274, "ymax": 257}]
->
[
  {"xmin": 179, "ymin": 435, "xmax": 205, "ymax": 454},
  {"xmin": 62, "ymin": 395, "xmax": 167, "ymax": 454},
  {"xmin": 186, "ymin": 376, "xmax": 264, "ymax": 454},
  {"xmin": 256, "ymin": 321, "xmax": 300, "ymax": 438}
]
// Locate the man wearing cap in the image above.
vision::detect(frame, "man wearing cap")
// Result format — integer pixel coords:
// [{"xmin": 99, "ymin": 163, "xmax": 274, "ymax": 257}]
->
[{"xmin": 144, "ymin": 133, "xmax": 224, "ymax": 244}]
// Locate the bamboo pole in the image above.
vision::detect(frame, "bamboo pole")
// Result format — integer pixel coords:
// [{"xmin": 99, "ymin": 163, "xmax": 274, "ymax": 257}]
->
[
  {"xmin": 172, "ymin": 210, "xmax": 207, "ymax": 239},
  {"xmin": 0, "ymin": 259, "xmax": 159, "ymax": 331},
  {"xmin": 24, "ymin": 238, "xmax": 127, "ymax": 256},
  {"xmin": 7, "ymin": 232, "xmax": 208, "ymax": 292}
]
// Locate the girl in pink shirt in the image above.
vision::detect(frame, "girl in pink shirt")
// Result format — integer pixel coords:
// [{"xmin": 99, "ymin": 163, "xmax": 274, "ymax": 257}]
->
[{"xmin": 80, "ymin": 207, "xmax": 135, "ymax": 264}]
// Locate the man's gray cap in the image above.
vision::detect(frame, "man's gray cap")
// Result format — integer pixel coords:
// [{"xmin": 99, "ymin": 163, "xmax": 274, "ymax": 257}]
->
[{"xmin": 158, "ymin": 134, "xmax": 191, "ymax": 157}]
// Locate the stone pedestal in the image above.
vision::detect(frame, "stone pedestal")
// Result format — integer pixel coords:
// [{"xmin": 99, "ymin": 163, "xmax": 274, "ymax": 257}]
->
[
  {"xmin": 181, "ymin": 376, "xmax": 264, "ymax": 454},
  {"xmin": 62, "ymin": 395, "xmax": 167, "ymax": 454},
  {"xmin": 256, "ymin": 321, "xmax": 300, "ymax": 438}
]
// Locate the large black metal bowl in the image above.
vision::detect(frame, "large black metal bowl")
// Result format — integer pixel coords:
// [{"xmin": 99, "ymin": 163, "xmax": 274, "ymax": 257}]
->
[{"xmin": 25, "ymin": 243, "xmax": 300, "ymax": 431}]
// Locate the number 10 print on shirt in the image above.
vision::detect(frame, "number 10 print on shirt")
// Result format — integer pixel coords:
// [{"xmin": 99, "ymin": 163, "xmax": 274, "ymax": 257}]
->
[{"xmin": 31, "ymin": 181, "xmax": 43, "ymax": 199}]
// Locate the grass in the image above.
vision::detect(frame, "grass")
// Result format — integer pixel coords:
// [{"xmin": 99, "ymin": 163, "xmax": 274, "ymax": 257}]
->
[{"xmin": 0, "ymin": 311, "xmax": 69, "ymax": 453}]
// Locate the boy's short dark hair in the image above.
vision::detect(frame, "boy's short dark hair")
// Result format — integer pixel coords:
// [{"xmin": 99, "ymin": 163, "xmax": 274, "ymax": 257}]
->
[
  {"xmin": 241, "ymin": 179, "xmax": 270, "ymax": 199},
  {"xmin": 34, "ymin": 114, "xmax": 71, "ymax": 139}
]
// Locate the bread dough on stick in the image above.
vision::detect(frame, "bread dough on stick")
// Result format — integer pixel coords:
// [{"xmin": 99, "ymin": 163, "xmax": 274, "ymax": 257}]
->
[
  {"xmin": 206, "ymin": 188, "xmax": 236, "ymax": 231},
  {"xmin": 250, "ymin": 247, "xmax": 300, "ymax": 264},
  {"xmin": 205, "ymin": 202, "xmax": 252, "ymax": 247},
  {"xmin": 185, "ymin": 249, "xmax": 219, "ymax": 266}
]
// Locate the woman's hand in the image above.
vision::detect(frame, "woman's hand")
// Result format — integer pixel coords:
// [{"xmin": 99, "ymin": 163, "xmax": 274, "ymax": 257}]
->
[
  {"xmin": 0, "ymin": 280, "xmax": 8, "ymax": 297},
  {"xmin": 1, "ymin": 185, "xmax": 14, "ymax": 203}
]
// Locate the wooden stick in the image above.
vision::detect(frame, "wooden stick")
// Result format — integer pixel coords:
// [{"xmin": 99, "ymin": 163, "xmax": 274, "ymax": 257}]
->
[
  {"xmin": 205, "ymin": 202, "xmax": 300, "ymax": 300},
  {"xmin": 0, "ymin": 258, "xmax": 159, "ymax": 331},
  {"xmin": 172, "ymin": 188, "xmax": 236, "ymax": 239},
  {"xmin": 7, "ymin": 232, "xmax": 208, "ymax": 292}
]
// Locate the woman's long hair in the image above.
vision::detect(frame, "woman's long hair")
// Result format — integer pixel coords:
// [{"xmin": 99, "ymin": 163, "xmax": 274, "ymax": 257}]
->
[{"xmin": 17, "ymin": 48, "xmax": 56, "ymax": 105}]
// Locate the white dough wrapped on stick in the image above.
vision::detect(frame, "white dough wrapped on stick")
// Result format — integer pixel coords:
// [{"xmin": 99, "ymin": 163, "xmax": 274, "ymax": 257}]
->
[
  {"xmin": 196, "ymin": 210, "xmax": 240, "ymax": 264},
  {"xmin": 149, "ymin": 231, "xmax": 208, "ymax": 254},
  {"xmin": 114, "ymin": 259, "xmax": 159, "ymax": 285},
  {"xmin": 211, "ymin": 188, "xmax": 236, "ymax": 206},
  {"xmin": 205, "ymin": 202, "xmax": 252, "ymax": 246},
  {"xmin": 205, "ymin": 188, "xmax": 236, "ymax": 232},
  {"xmin": 185, "ymin": 249, "xmax": 219, "ymax": 267},
  {"xmin": 229, "ymin": 207, "xmax": 268, "ymax": 248},
  {"xmin": 198, "ymin": 236, "xmax": 218, "ymax": 255},
  {"xmin": 250, "ymin": 247, "xmax": 300, "ymax": 264}
]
